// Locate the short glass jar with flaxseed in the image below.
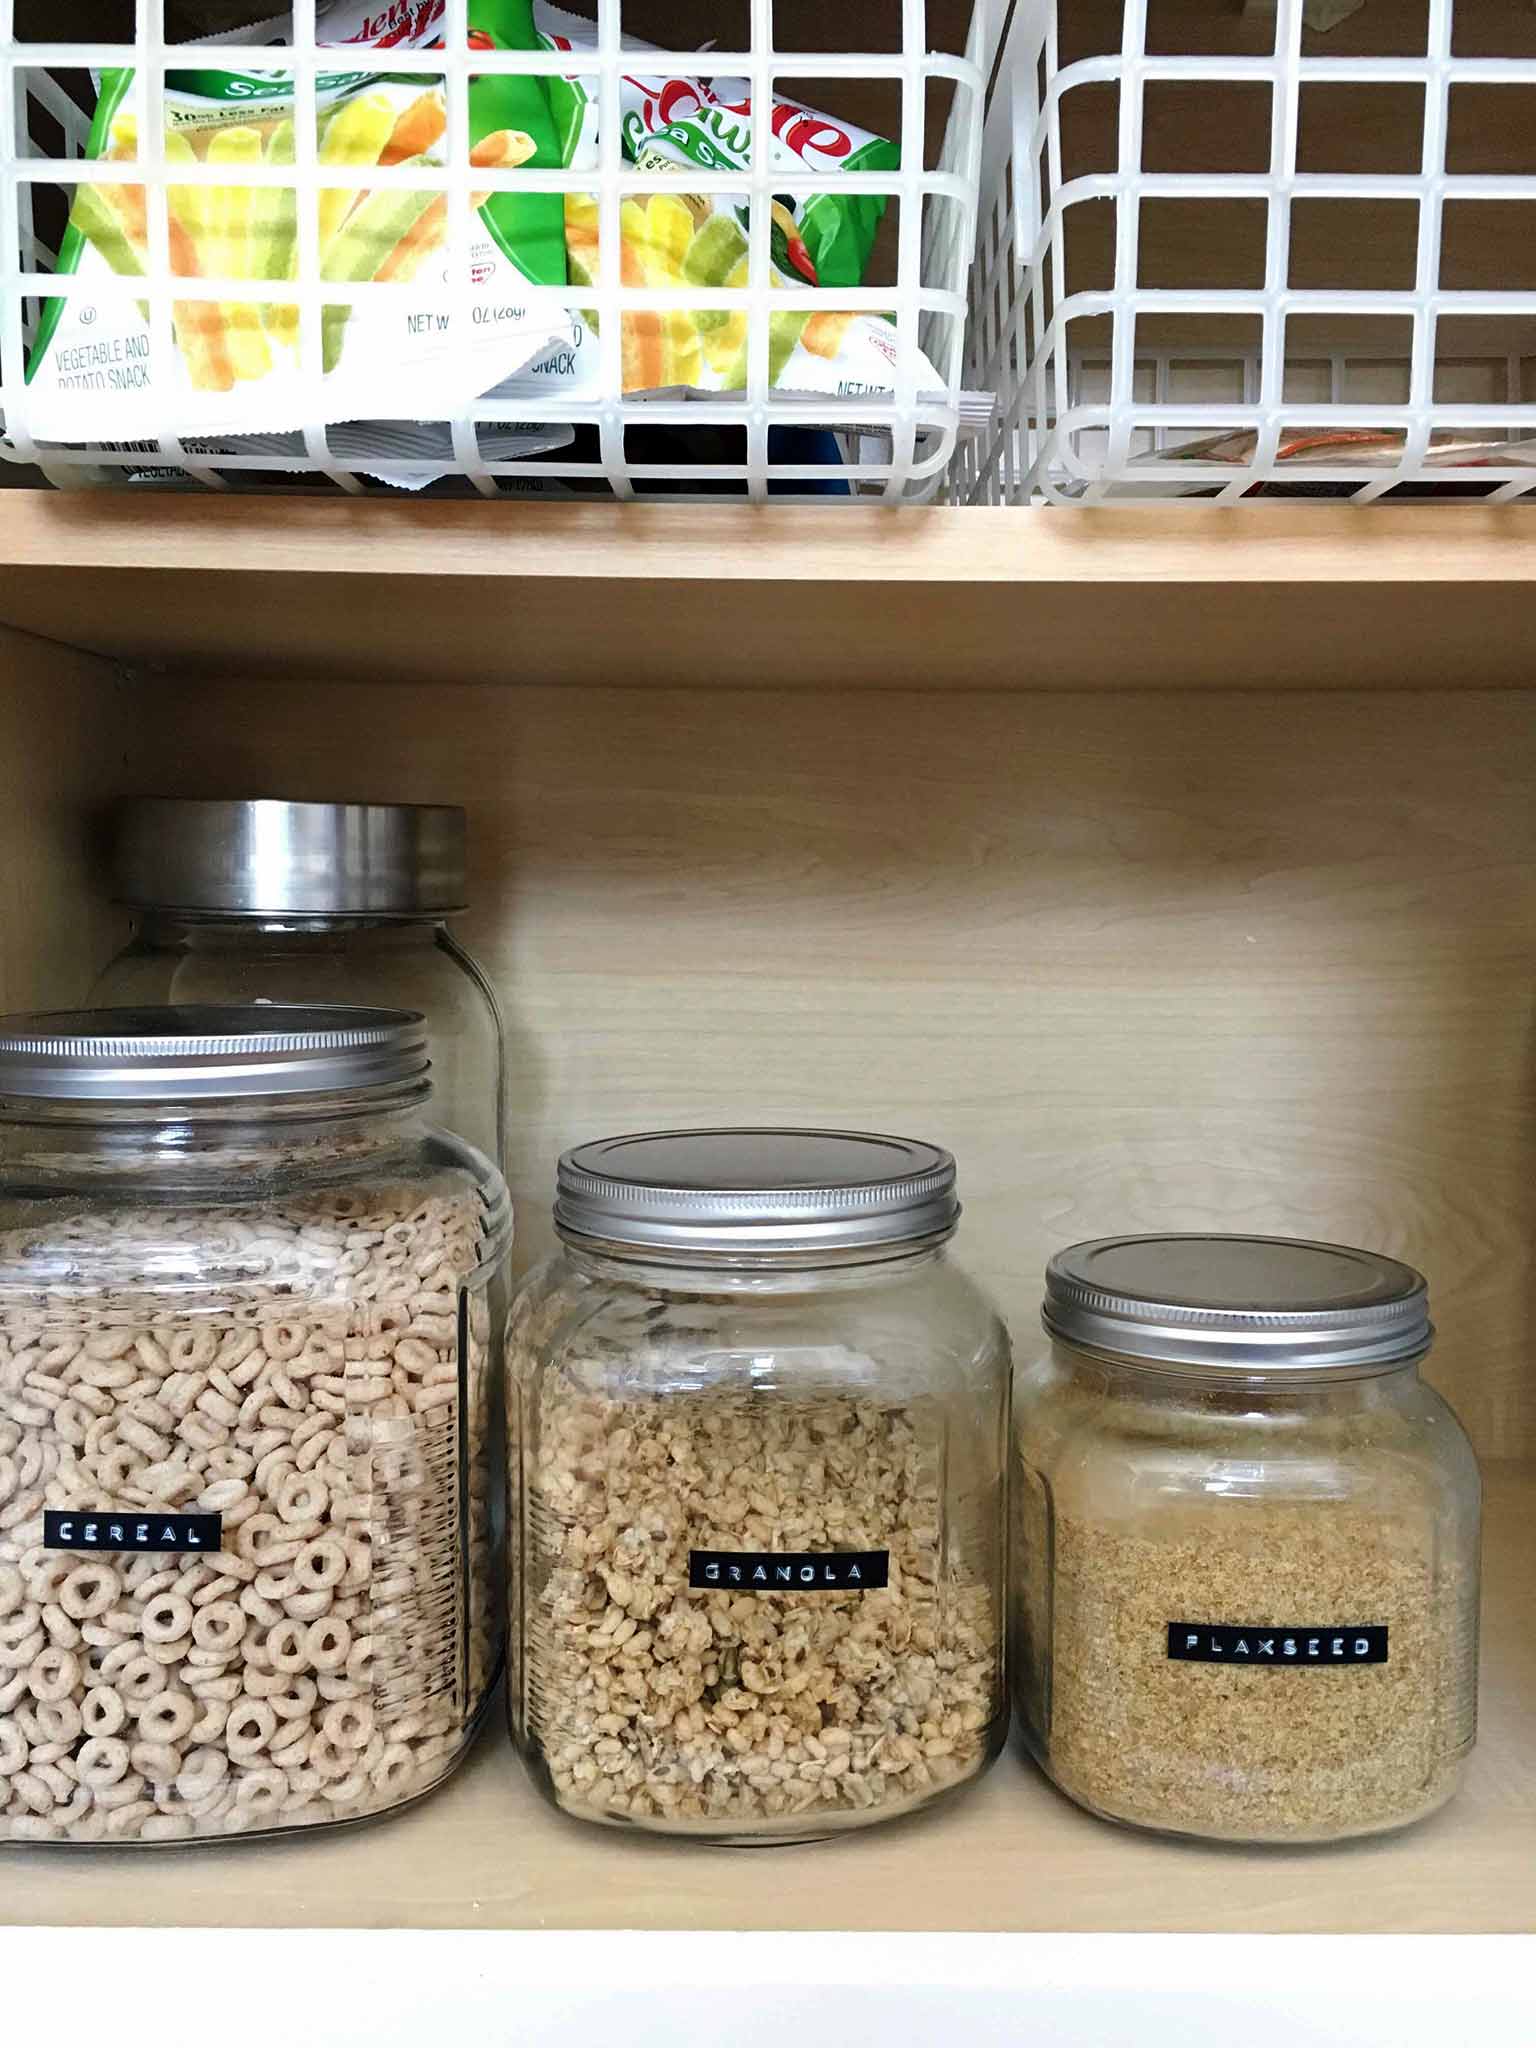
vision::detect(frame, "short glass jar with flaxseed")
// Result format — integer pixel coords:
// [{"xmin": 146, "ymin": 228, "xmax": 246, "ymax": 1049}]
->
[
  {"xmin": 508, "ymin": 1129, "xmax": 1010, "ymax": 1843},
  {"xmin": 1012, "ymin": 1234, "xmax": 1481, "ymax": 1846}
]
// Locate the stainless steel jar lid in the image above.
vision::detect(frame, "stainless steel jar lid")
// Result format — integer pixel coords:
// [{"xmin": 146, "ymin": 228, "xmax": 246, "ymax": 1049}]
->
[
  {"xmin": 556, "ymin": 1129, "xmax": 959, "ymax": 1258},
  {"xmin": 0, "ymin": 1006, "xmax": 429, "ymax": 1102},
  {"xmin": 114, "ymin": 799, "xmax": 467, "ymax": 917},
  {"xmin": 1043, "ymin": 1234, "xmax": 1431, "ymax": 1374}
]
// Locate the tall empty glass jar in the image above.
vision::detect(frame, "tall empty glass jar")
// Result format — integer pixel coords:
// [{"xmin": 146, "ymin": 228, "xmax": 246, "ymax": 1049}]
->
[
  {"xmin": 94, "ymin": 799, "xmax": 504, "ymax": 1169},
  {"xmin": 0, "ymin": 1005, "xmax": 512, "ymax": 1844},
  {"xmin": 508, "ymin": 1129, "xmax": 1010, "ymax": 1843},
  {"xmin": 1012, "ymin": 1234, "xmax": 1481, "ymax": 1845}
]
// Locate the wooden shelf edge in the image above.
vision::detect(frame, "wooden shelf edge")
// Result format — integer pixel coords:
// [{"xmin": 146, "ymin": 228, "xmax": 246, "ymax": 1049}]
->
[{"xmin": 1, "ymin": 490, "xmax": 1534, "ymax": 590}]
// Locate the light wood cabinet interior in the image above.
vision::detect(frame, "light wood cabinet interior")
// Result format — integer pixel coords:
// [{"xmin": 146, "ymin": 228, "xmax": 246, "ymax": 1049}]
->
[{"xmin": 0, "ymin": 0, "xmax": 1531, "ymax": 1937}]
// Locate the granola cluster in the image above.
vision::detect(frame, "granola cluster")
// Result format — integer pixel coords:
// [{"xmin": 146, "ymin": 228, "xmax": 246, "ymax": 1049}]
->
[{"xmin": 518, "ymin": 1371, "xmax": 1001, "ymax": 1837}]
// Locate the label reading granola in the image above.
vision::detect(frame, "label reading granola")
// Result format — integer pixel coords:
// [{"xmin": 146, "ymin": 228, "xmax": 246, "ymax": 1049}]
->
[
  {"xmin": 689, "ymin": 1549, "xmax": 889, "ymax": 1591},
  {"xmin": 43, "ymin": 1510, "xmax": 223, "ymax": 1554},
  {"xmin": 1168, "ymin": 1623, "xmax": 1388, "ymax": 1665}
]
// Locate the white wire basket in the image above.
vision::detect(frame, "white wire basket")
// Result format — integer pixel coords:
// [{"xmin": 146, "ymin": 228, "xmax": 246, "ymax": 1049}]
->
[
  {"xmin": 957, "ymin": 0, "xmax": 1536, "ymax": 505},
  {"xmin": 0, "ymin": 0, "xmax": 991, "ymax": 500}
]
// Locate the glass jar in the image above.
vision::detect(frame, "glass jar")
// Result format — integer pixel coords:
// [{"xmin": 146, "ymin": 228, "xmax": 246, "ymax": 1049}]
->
[
  {"xmin": 1012, "ymin": 1234, "xmax": 1481, "ymax": 1846},
  {"xmin": 93, "ymin": 799, "xmax": 505, "ymax": 1171},
  {"xmin": 508, "ymin": 1129, "xmax": 1010, "ymax": 1844},
  {"xmin": 0, "ymin": 1005, "xmax": 512, "ymax": 1845}
]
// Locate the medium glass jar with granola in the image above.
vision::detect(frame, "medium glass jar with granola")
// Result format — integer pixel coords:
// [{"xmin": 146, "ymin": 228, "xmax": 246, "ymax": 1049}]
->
[
  {"xmin": 0, "ymin": 1005, "xmax": 510, "ymax": 1844},
  {"xmin": 508, "ymin": 1129, "xmax": 1009, "ymax": 1843}
]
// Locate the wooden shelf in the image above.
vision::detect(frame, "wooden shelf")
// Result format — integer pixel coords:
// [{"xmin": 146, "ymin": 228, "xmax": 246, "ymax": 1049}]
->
[
  {"xmin": 1, "ymin": 492, "xmax": 1535, "ymax": 691},
  {"xmin": 5, "ymin": 1463, "xmax": 1531, "ymax": 1936}
]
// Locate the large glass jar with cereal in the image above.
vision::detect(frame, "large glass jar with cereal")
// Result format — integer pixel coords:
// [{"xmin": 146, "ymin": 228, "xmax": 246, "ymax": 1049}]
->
[
  {"xmin": 508, "ymin": 1129, "xmax": 1010, "ymax": 1842},
  {"xmin": 1012, "ymin": 1234, "xmax": 1481, "ymax": 1846},
  {"xmin": 0, "ymin": 1006, "xmax": 510, "ymax": 1844}
]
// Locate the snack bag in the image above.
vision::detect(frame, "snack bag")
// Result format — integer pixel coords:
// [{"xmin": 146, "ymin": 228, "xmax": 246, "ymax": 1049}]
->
[
  {"xmin": 21, "ymin": 0, "xmax": 950, "ymax": 446},
  {"xmin": 23, "ymin": 0, "xmax": 572, "ymax": 440},
  {"xmin": 518, "ymin": 2, "xmax": 949, "ymax": 402}
]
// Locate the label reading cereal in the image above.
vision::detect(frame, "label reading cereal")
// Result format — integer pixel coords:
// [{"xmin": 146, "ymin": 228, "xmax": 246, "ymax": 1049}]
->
[{"xmin": 43, "ymin": 1509, "xmax": 224, "ymax": 1553}]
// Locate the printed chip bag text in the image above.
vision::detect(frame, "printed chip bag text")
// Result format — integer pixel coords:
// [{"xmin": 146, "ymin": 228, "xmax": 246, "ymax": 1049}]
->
[{"xmin": 24, "ymin": 0, "xmax": 571, "ymax": 439}]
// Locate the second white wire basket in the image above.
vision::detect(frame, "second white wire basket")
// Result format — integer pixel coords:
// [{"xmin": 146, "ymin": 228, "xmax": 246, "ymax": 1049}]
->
[{"xmin": 958, "ymin": 0, "xmax": 1536, "ymax": 505}]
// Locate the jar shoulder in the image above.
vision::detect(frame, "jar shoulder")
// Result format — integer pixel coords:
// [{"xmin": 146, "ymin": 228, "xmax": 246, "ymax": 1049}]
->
[
  {"xmin": 1013, "ymin": 1347, "xmax": 1480, "ymax": 1516},
  {"xmin": 510, "ymin": 1250, "xmax": 1010, "ymax": 1399},
  {"xmin": 0, "ymin": 1150, "xmax": 497, "ymax": 1310},
  {"xmin": 96, "ymin": 929, "xmax": 494, "ymax": 1020}
]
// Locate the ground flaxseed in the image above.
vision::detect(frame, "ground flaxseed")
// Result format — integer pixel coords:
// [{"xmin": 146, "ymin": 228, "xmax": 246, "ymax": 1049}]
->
[{"xmin": 1018, "ymin": 1491, "xmax": 1476, "ymax": 1843}]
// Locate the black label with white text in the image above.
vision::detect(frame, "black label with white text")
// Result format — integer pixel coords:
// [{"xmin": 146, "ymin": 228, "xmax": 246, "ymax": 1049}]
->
[
  {"xmin": 1168, "ymin": 1623, "xmax": 1388, "ymax": 1665},
  {"xmin": 44, "ymin": 1510, "xmax": 223, "ymax": 1555},
  {"xmin": 689, "ymin": 1549, "xmax": 889, "ymax": 1592}
]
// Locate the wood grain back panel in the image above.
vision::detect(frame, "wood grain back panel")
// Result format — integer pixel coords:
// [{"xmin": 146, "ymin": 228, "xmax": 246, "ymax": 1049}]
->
[
  {"xmin": 134, "ymin": 675, "xmax": 1536, "ymax": 1460},
  {"xmin": 0, "ymin": 625, "xmax": 131, "ymax": 1015}
]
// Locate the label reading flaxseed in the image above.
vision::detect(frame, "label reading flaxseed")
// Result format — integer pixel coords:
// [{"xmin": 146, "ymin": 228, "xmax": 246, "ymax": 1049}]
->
[
  {"xmin": 1168, "ymin": 1623, "xmax": 1388, "ymax": 1665},
  {"xmin": 43, "ymin": 1510, "xmax": 223, "ymax": 1554},
  {"xmin": 689, "ymin": 1549, "xmax": 889, "ymax": 1591}
]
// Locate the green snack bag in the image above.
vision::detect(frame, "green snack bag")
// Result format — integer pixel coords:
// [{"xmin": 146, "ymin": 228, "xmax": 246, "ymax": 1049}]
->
[
  {"xmin": 528, "ymin": 1, "xmax": 948, "ymax": 402},
  {"xmin": 23, "ymin": 0, "xmax": 578, "ymax": 440}
]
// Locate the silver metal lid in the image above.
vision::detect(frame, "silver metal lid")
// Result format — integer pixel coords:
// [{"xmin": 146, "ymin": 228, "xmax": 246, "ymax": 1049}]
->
[
  {"xmin": 1043, "ymin": 1234, "xmax": 1432, "ymax": 1375},
  {"xmin": 556, "ymin": 1129, "xmax": 959, "ymax": 1259},
  {"xmin": 114, "ymin": 799, "xmax": 467, "ymax": 917},
  {"xmin": 0, "ymin": 1006, "xmax": 429, "ymax": 1103}
]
